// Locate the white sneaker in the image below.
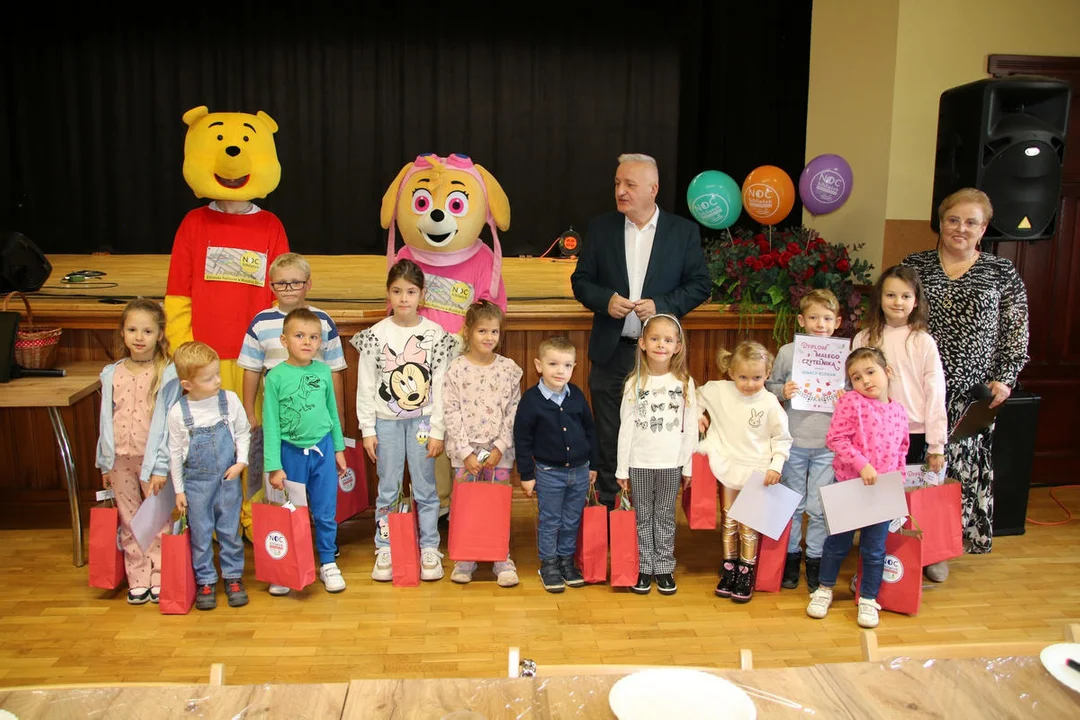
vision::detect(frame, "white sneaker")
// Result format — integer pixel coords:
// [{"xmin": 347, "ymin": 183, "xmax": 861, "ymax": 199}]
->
[
  {"xmin": 319, "ymin": 562, "xmax": 346, "ymax": 593},
  {"xmin": 493, "ymin": 558, "xmax": 519, "ymax": 588},
  {"xmin": 450, "ymin": 561, "xmax": 477, "ymax": 584},
  {"xmin": 806, "ymin": 586, "xmax": 833, "ymax": 619},
  {"xmin": 371, "ymin": 548, "xmax": 392, "ymax": 582},
  {"xmin": 268, "ymin": 584, "xmax": 290, "ymax": 596},
  {"xmin": 857, "ymin": 597, "xmax": 881, "ymax": 628},
  {"xmin": 420, "ymin": 547, "xmax": 444, "ymax": 581}
]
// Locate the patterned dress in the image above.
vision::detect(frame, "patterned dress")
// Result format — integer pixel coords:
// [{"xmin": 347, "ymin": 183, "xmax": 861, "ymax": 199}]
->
[{"xmin": 903, "ymin": 250, "xmax": 1029, "ymax": 553}]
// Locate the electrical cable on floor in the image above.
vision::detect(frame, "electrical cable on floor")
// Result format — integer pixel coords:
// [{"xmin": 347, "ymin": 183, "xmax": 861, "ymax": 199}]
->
[{"xmin": 1025, "ymin": 485, "xmax": 1078, "ymax": 526}]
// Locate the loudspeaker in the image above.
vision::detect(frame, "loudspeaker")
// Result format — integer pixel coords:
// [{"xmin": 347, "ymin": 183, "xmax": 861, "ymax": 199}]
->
[
  {"xmin": 991, "ymin": 389, "xmax": 1041, "ymax": 536},
  {"xmin": 0, "ymin": 231, "xmax": 52, "ymax": 293},
  {"xmin": 931, "ymin": 76, "xmax": 1070, "ymax": 240}
]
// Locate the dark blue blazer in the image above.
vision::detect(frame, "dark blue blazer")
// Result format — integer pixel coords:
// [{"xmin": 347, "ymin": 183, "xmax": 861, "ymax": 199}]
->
[{"xmin": 570, "ymin": 209, "xmax": 712, "ymax": 364}]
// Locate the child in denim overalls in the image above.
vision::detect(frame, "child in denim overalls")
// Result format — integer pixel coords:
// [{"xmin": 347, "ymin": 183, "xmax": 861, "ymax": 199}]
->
[{"xmin": 168, "ymin": 341, "xmax": 251, "ymax": 610}]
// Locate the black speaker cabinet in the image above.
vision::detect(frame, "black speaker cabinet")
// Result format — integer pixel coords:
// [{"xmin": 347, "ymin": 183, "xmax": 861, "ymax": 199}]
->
[
  {"xmin": 931, "ymin": 76, "xmax": 1071, "ymax": 241},
  {"xmin": 991, "ymin": 390, "xmax": 1041, "ymax": 536}
]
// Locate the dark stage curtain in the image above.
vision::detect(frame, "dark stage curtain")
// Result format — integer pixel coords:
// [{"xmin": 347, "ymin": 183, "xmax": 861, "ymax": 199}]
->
[{"xmin": 0, "ymin": 3, "xmax": 811, "ymax": 257}]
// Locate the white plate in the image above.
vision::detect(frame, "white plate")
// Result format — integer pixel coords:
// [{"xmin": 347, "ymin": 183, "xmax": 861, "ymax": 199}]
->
[
  {"xmin": 1039, "ymin": 642, "xmax": 1080, "ymax": 694},
  {"xmin": 609, "ymin": 668, "xmax": 756, "ymax": 720}
]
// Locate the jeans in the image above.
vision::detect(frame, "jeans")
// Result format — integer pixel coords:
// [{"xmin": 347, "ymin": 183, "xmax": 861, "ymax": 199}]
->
[
  {"xmin": 373, "ymin": 416, "xmax": 440, "ymax": 550},
  {"xmin": 780, "ymin": 446, "xmax": 835, "ymax": 557},
  {"xmin": 534, "ymin": 463, "xmax": 591, "ymax": 560},
  {"xmin": 279, "ymin": 433, "xmax": 338, "ymax": 565},
  {"xmin": 818, "ymin": 519, "xmax": 891, "ymax": 600}
]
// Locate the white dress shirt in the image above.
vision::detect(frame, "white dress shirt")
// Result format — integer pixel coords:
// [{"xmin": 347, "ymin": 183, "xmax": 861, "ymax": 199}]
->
[{"xmin": 622, "ymin": 204, "xmax": 660, "ymax": 338}]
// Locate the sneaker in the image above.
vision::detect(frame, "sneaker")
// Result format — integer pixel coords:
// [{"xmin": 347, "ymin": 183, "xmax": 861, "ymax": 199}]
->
[
  {"xmin": 850, "ymin": 574, "xmax": 858, "ymax": 595},
  {"xmin": 149, "ymin": 586, "xmax": 160, "ymax": 604},
  {"xmin": 655, "ymin": 573, "xmax": 677, "ymax": 595},
  {"xmin": 731, "ymin": 561, "xmax": 755, "ymax": 603},
  {"xmin": 806, "ymin": 586, "xmax": 833, "ymax": 619},
  {"xmin": 371, "ymin": 548, "xmax": 393, "ymax": 582},
  {"xmin": 857, "ymin": 597, "xmax": 881, "ymax": 628},
  {"xmin": 782, "ymin": 552, "xmax": 802, "ymax": 589},
  {"xmin": 268, "ymin": 584, "xmax": 291, "ymax": 596},
  {"xmin": 319, "ymin": 562, "xmax": 347, "ymax": 593},
  {"xmin": 557, "ymin": 556, "xmax": 585, "ymax": 588},
  {"xmin": 493, "ymin": 558, "xmax": 519, "ymax": 588},
  {"xmin": 539, "ymin": 558, "xmax": 566, "ymax": 593},
  {"xmin": 924, "ymin": 560, "xmax": 950, "ymax": 583},
  {"xmin": 805, "ymin": 557, "xmax": 821, "ymax": 592},
  {"xmin": 714, "ymin": 561, "xmax": 736, "ymax": 598},
  {"xmin": 630, "ymin": 573, "xmax": 652, "ymax": 595},
  {"xmin": 451, "ymin": 561, "xmax": 478, "ymax": 584},
  {"xmin": 195, "ymin": 583, "xmax": 217, "ymax": 611},
  {"xmin": 420, "ymin": 548, "xmax": 444, "ymax": 581},
  {"xmin": 127, "ymin": 587, "xmax": 151, "ymax": 605},
  {"xmin": 225, "ymin": 578, "xmax": 249, "ymax": 607}
]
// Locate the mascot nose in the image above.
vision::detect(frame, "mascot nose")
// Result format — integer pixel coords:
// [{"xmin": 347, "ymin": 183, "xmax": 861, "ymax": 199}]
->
[
  {"xmin": 225, "ymin": 146, "xmax": 241, "ymax": 157},
  {"xmin": 430, "ymin": 209, "xmax": 444, "ymax": 222}
]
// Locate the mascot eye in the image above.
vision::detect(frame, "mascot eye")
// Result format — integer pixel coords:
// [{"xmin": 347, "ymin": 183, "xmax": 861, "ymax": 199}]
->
[
  {"xmin": 411, "ymin": 189, "xmax": 433, "ymax": 214},
  {"xmin": 243, "ymin": 135, "xmax": 250, "ymax": 142},
  {"xmin": 216, "ymin": 135, "xmax": 224, "ymax": 141},
  {"xmin": 445, "ymin": 191, "xmax": 469, "ymax": 217}
]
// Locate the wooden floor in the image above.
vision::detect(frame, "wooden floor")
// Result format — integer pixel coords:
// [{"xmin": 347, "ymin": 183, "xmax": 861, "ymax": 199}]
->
[{"xmin": 1, "ymin": 488, "xmax": 1077, "ymax": 688}]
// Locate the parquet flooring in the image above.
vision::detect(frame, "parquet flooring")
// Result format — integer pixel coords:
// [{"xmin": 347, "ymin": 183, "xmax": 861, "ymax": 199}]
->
[{"xmin": 0, "ymin": 487, "xmax": 1077, "ymax": 688}]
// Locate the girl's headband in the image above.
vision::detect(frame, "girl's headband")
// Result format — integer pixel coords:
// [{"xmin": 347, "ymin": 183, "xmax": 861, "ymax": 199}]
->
[{"xmin": 642, "ymin": 313, "xmax": 685, "ymax": 344}]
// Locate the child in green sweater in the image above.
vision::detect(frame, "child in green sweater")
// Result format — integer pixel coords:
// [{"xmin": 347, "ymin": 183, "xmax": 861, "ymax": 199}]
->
[{"xmin": 264, "ymin": 308, "xmax": 348, "ymax": 594}]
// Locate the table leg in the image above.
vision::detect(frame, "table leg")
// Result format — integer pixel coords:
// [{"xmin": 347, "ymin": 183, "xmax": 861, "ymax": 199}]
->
[{"xmin": 48, "ymin": 406, "xmax": 84, "ymax": 567}]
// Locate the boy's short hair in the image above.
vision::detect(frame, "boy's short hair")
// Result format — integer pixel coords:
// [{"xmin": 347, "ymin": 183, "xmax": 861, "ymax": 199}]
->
[
  {"xmin": 270, "ymin": 252, "xmax": 311, "ymax": 278},
  {"xmin": 537, "ymin": 335, "xmax": 577, "ymax": 360},
  {"xmin": 799, "ymin": 289, "xmax": 840, "ymax": 315},
  {"xmin": 173, "ymin": 341, "xmax": 219, "ymax": 381},
  {"xmin": 283, "ymin": 307, "xmax": 322, "ymax": 333}
]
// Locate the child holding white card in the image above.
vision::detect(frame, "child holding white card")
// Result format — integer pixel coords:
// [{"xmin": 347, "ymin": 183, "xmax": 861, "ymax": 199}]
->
[
  {"xmin": 807, "ymin": 346, "xmax": 909, "ymax": 629},
  {"xmin": 698, "ymin": 341, "xmax": 792, "ymax": 604}
]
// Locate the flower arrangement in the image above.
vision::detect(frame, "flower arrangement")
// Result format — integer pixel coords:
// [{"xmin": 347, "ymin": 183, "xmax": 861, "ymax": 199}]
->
[{"xmin": 702, "ymin": 225, "xmax": 874, "ymax": 343}]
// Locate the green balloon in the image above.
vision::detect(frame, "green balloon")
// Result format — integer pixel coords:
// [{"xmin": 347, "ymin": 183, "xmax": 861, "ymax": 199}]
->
[{"xmin": 687, "ymin": 170, "xmax": 742, "ymax": 229}]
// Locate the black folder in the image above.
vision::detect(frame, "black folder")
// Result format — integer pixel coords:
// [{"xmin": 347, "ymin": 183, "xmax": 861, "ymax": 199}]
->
[
  {"xmin": 0, "ymin": 310, "xmax": 18, "ymax": 383},
  {"xmin": 948, "ymin": 385, "xmax": 1001, "ymax": 443}
]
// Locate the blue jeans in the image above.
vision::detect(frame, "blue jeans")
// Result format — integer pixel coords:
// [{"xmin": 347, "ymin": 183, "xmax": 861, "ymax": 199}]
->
[
  {"xmin": 780, "ymin": 446, "xmax": 835, "ymax": 557},
  {"xmin": 818, "ymin": 519, "xmax": 891, "ymax": 600},
  {"xmin": 373, "ymin": 417, "xmax": 439, "ymax": 550},
  {"xmin": 180, "ymin": 392, "xmax": 244, "ymax": 585},
  {"xmin": 279, "ymin": 433, "xmax": 338, "ymax": 565},
  {"xmin": 534, "ymin": 463, "xmax": 590, "ymax": 560}
]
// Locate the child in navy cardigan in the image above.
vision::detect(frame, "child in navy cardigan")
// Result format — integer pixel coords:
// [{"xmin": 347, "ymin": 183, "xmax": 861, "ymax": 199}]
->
[{"xmin": 513, "ymin": 337, "xmax": 599, "ymax": 593}]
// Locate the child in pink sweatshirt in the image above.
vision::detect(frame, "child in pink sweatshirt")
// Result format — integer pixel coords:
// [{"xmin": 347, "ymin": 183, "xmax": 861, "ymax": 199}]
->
[{"xmin": 806, "ymin": 347, "xmax": 909, "ymax": 630}]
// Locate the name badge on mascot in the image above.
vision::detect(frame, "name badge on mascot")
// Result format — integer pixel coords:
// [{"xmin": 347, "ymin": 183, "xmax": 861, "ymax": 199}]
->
[
  {"xmin": 204, "ymin": 247, "xmax": 268, "ymax": 287},
  {"xmin": 424, "ymin": 276, "xmax": 475, "ymax": 317}
]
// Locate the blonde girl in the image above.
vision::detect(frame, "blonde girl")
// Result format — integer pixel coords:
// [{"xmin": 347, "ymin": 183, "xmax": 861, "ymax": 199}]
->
[
  {"xmin": 698, "ymin": 341, "xmax": 792, "ymax": 604},
  {"xmin": 616, "ymin": 313, "xmax": 697, "ymax": 597},
  {"xmin": 94, "ymin": 298, "xmax": 181, "ymax": 604}
]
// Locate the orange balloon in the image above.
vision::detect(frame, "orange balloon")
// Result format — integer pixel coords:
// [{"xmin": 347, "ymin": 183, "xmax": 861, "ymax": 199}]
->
[{"xmin": 741, "ymin": 165, "xmax": 795, "ymax": 225}]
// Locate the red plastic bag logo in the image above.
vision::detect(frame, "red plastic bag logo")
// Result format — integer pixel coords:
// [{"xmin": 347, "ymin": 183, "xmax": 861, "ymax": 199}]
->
[{"xmin": 265, "ymin": 530, "xmax": 289, "ymax": 560}]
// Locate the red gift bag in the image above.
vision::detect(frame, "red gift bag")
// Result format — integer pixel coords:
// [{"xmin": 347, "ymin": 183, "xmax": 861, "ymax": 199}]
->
[
  {"xmin": 682, "ymin": 453, "xmax": 718, "ymax": 529},
  {"xmin": 448, "ymin": 477, "xmax": 512, "ymax": 561},
  {"xmin": 905, "ymin": 480, "xmax": 962, "ymax": 566},
  {"xmin": 857, "ymin": 522, "xmax": 923, "ymax": 616},
  {"xmin": 336, "ymin": 439, "xmax": 371, "ymax": 523},
  {"xmin": 575, "ymin": 487, "xmax": 609, "ymax": 584},
  {"xmin": 609, "ymin": 492, "xmax": 639, "ymax": 588},
  {"xmin": 754, "ymin": 519, "xmax": 793, "ymax": 593},
  {"xmin": 388, "ymin": 498, "xmax": 421, "ymax": 587},
  {"xmin": 88, "ymin": 504, "xmax": 125, "ymax": 589},
  {"xmin": 159, "ymin": 516, "xmax": 196, "ymax": 615},
  {"xmin": 253, "ymin": 500, "xmax": 317, "ymax": 591}
]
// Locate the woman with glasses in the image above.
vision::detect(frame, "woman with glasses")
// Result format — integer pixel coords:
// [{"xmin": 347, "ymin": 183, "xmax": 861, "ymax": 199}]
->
[{"xmin": 903, "ymin": 188, "xmax": 1030, "ymax": 559}]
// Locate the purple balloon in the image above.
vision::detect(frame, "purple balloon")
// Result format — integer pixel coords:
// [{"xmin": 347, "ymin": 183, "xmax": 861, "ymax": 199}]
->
[{"xmin": 799, "ymin": 154, "xmax": 853, "ymax": 215}]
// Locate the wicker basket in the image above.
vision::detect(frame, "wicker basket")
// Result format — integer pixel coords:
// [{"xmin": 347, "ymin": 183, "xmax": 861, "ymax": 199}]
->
[{"xmin": 3, "ymin": 291, "xmax": 62, "ymax": 369}]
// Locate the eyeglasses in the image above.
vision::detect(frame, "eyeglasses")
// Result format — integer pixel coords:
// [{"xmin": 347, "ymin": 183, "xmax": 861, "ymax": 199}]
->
[
  {"xmin": 270, "ymin": 280, "xmax": 308, "ymax": 291},
  {"xmin": 942, "ymin": 217, "xmax": 984, "ymax": 230}
]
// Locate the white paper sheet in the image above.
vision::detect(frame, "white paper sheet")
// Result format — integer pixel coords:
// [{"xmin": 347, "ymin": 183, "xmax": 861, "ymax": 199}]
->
[
  {"xmin": 790, "ymin": 334, "xmax": 850, "ymax": 412},
  {"xmin": 727, "ymin": 470, "xmax": 803, "ymax": 541},
  {"xmin": 904, "ymin": 463, "xmax": 947, "ymax": 488},
  {"xmin": 819, "ymin": 470, "xmax": 908, "ymax": 535},
  {"xmin": 131, "ymin": 481, "xmax": 176, "ymax": 552},
  {"xmin": 263, "ymin": 477, "xmax": 309, "ymax": 507}
]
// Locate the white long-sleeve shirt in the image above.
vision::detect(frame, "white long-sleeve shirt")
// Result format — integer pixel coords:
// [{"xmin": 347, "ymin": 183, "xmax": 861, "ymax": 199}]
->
[
  {"xmin": 166, "ymin": 390, "xmax": 251, "ymax": 493},
  {"xmin": 696, "ymin": 381, "xmax": 793, "ymax": 490},
  {"xmin": 616, "ymin": 372, "xmax": 697, "ymax": 479},
  {"xmin": 853, "ymin": 325, "xmax": 948, "ymax": 455}
]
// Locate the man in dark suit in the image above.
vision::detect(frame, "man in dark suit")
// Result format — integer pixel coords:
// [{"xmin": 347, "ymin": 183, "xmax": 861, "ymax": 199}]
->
[{"xmin": 571, "ymin": 153, "xmax": 712, "ymax": 509}]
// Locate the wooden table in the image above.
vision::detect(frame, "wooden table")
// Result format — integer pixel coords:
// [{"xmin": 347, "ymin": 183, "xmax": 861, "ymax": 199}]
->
[{"xmin": 0, "ymin": 361, "xmax": 102, "ymax": 566}]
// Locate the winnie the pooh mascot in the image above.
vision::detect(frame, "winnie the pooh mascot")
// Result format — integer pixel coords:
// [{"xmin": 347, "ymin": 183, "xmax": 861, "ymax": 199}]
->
[
  {"xmin": 165, "ymin": 105, "xmax": 290, "ymax": 540},
  {"xmin": 381, "ymin": 152, "xmax": 510, "ymax": 511}
]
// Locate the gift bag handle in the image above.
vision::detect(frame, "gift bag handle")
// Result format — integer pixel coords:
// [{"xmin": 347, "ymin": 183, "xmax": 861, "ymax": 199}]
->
[
  {"xmin": 616, "ymin": 489, "xmax": 633, "ymax": 511},
  {"xmin": 177, "ymin": 512, "xmax": 188, "ymax": 534},
  {"xmin": 584, "ymin": 484, "xmax": 602, "ymax": 507}
]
